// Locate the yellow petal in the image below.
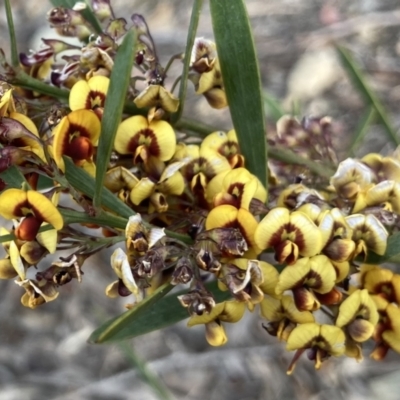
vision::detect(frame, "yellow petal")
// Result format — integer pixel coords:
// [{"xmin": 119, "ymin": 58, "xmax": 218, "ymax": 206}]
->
[
  {"xmin": 188, "ymin": 302, "xmax": 226, "ymax": 326},
  {"xmin": 114, "ymin": 115, "xmax": 148, "ymax": 154},
  {"xmin": 19, "ymin": 241, "xmax": 46, "ymax": 264},
  {"xmin": 382, "ymin": 304, "xmax": 400, "ymax": 353},
  {"xmin": 206, "ymin": 170, "xmax": 230, "ymax": 203},
  {"xmin": 258, "ymin": 261, "xmax": 280, "ymax": 296},
  {"xmin": 66, "ymin": 109, "xmax": 101, "ymax": 143},
  {"xmin": 260, "ymin": 295, "xmax": 283, "ymax": 321},
  {"xmin": 237, "ymin": 208, "xmax": 260, "ymax": 254},
  {"xmin": 320, "ymin": 325, "xmax": 346, "ymax": 356},
  {"xmin": 196, "ymin": 69, "xmax": 217, "ymax": 94},
  {"xmin": 159, "ymin": 86, "xmax": 179, "ymax": 113},
  {"xmin": 282, "ymin": 295, "xmax": 315, "ymax": 324},
  {"xmin": 9, "ymin": 241, "xmax": 26, "ymax": 280},
  {"xmin": 336, "ymin": 289, "xmax": 362, "ymax": 328},
  {"xmin": 363, "ymin": 267, "xmax": 393, "ymax": 293},
  {"xmin": 290, "ymin": 211, "xmax": 322, "ymax": 256},
  {"xmin": 205, "ymin": 321, "xmax": 228, "ymax": 346},
  {"xmin": 201, "ymin": 131, "xmax": 229, "ymax": 152},
  {"xmin": 360, "ymin": 288, "xmax": 379, "ymax": 326},
  {"xmin": 114, "ymin": 116, "xmax": 176, "ymax": 161},
  {"xmin": 158, "ymin": 171, "xmax": 185, "ymax": 196},
  {"xmin": 52, "ymin": 110, "xmax": 101, "ymax": 168},
  {"xmin": 391, "ymin": 274, "xmax": 400, "ymax": 304},
  {"xmin": 218, "ymin": 300, "xmax": 246, "ymax": 323},
  {"xmin": 130, "ymin": 178, "xmax": 155, "ymax": 205},
  {"xmin": 36, "ymin": 225, "xmax": 58, "ymax": 254},
  {"xmin": 219, "ymin": 168, "xmax": 258, "ymax": 210},
  {"xmin": 69, "ymin": 79, "xmax": 91, "ymax": 110},
  {"xmin": 205, "ymin": 204, "xmax": 238, "ymax": 230},
  {"xmin": 254, "ymin": 207, "xmax": 290, "ymax": 251},
  {"xmin": 134, "ymin": 85, "xmax": 179, "ymax": 112},
  {"xmin": 27, "ymin": 191, "xmax": 63, "ymax": 230},
  {"xmin": 199, "ymin": 145, "xmax": 232, "ymax": 176},
  {"xmin": 276, "ymin": 258, "xmax": 310, "ymax": 295},
  {"xmin": 120, "ymin": 256, "xmax": 139, "ymax": 295},
  {"xmin": 9, "ymin": 112, "xmax": 43, "ymax": 158},
  {"xmin": 308, "ymin": 255, "xmax": 336, "ymax": 294},
  {"xmin": 204, "ymin": 87, "xmax": 227, "ymax": 109},
  {"xmin": 105, "ymin": 166, "xmax": 139, "ymax": 192},
  {"xmin": 0, "ymin": 188, "xmax": 28, "ymax": 219},
  {"xmin": 105, "ymin": 280, "xmax": 119, "ymax": 298},
  {"xmin": 286, "ymin": 322, "xmax": 320, "ymax": 351},
  {"xmin": 0, "ymin": 258, "xmax": 17, "ymax": 279}
]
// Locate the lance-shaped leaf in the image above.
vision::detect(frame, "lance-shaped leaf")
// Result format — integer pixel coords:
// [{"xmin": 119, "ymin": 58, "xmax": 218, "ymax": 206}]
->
[
  {"xmin": 89, "ymin": 281, "xmax": 231, "ymax": 343},
  {"xmin": 171, "ymin": 0, "xmax": 203, "ymax": 123},
  {"xmin": 5, "ymin": 0, "xmax": 18, "ymax": 67},
  {"xmin": 337, "ymin": 45, "xmax": 399, "ymax": 146},
  {"xmin": 210, "ymin": 0, "xmax": 267, "ymax": 187},
  {"xmin": 94, "ymin": 30, "xmax": 136, "ymax": 208}
]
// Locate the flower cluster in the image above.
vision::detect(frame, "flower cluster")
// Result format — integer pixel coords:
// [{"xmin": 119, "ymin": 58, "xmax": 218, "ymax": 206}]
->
[{"xmin": 0, "ymin": 0, "xmax": 400, "ymax": 375}]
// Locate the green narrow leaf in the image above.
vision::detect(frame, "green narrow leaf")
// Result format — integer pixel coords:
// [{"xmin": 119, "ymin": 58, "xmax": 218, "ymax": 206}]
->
[
  {"xmin": 263, "ymin": 91, "xmax": 285, "ymax": 122},
  {"xmin": 365, "ymin": 232, "xmax": 400, "ymax": 264},
  {"xmin": 336, "ymin": 45, "xmax": 399, "ymax": 146},
  {"xmin": 89, "ymin": 280, "xmax": 231, "ymax": 344},
  {"xmin": 64, "ymin": 157, "xmax": 134, "ymax": 219},
  {"xmin": 171, "ymin": 0, "xmax": 203, "ymax": 123},
  {"xmin": 348, "ymin": 107, "xmax": 376, "ymax": 157},
  {"xmin": 50, "ymin": 0, "xmax": 103, "ymax": 34},
  {"xmin": 89, "ymin": 282, "xmax": 174, "ymax": 343},
  {"xmin": 4, "ymin": 0, "xmax": 18, "ymax": 67},
  {"xmin": 94, "ymin": 30, "xmax": 136, "ymax": 208},
  {"xmin": 210, "ymin": 0, "xmax": 267, "ymax": 187}
]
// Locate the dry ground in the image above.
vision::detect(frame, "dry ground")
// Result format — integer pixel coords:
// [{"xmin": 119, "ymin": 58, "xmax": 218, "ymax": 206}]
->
[{"xmin": 1, "ymin": 1, "xmax": 400, "ymax": 399}]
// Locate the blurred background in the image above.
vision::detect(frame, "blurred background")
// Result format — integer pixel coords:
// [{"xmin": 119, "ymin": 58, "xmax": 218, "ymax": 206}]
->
[{"xmin": 1, "ymin": 0, "xmax": 400, "ymax": 399}]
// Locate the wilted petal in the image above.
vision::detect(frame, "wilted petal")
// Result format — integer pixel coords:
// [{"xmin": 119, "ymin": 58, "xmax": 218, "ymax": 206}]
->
[{"xmin": 9, "ymin": 241, "xmax": 26, "ymax": 280}]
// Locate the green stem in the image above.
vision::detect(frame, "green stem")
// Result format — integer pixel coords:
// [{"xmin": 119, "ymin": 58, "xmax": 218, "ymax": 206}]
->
[
  {"xmin": 171, "ymin": 0, "xmax": 204, "ymax": 124},
  {"xmin": 13, "ymin": 71, "xmax": 70, "ymax": 100},
  {"xmin": 175, "ymin": 117, "xmax": 218, "ymax": 136},
  {"xmin": 164, "ymin": 53, "xmax": 183, "ymax": 76},
  {"xmin": 60, "ymin": 208, "xmax": 128, "ymax": 231},
  {"xmin": 0, "ymin": 223, "xmax": 54, "ymax": 244},
  {"xmin": 170, "ymin": 76, "xmax": 182, "ymax": 94},
  {"xmin": 269, "ymin": 146, "xmax": 335, "ymax": 179},
  {"xmin": 5, "ymin": 0, "xmax": 19, "ymax": 67},
  {"xmin": 118, "ymin": 342, "xmax": 174, "ymax": 400}
]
